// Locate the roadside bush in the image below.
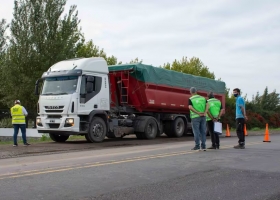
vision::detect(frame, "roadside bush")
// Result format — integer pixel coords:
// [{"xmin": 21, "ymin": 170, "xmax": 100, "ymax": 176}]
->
[
  {"xmin": 251, "ymin": 127, "xmax": 261, "ymax": 131},
  {"xmin": 40, "ymin": 134, "xmax": 49, "ymax": 141},
  {"xmin": 0, "ymin": 118, "xmax": 13, "ymax": 128}
]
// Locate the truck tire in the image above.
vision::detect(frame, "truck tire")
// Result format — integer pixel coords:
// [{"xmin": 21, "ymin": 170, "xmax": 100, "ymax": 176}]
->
[
  {"xmin": 164, "ymin": 122, "xmax": 173, "ymax": 137},
  {"xmin": 88, "ymin": 117, "xmax": 107, "ymax": 143},
  {"xmin": 143, "ymin": 118, "xmax": 157, "ymax": 139},
  {"xmin": 49, "ymin": 133, "xmax": 69, "ymax": 142},
  {"xmin": 172, "ymin": 117, "xmax": 185, "ymax": 137}
]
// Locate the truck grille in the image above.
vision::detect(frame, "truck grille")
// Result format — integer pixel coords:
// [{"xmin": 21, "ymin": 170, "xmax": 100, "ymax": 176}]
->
[
  {"xmin": 48, "ymin": 124, "xmax": 60, "ymax": 129},
  {"xmin": 45, "ymin": 106, "xmax": 64, "ymax": 113},
  {"xmin": 47, "ymin": 115, "xmax": 62, "ymax": 119}
]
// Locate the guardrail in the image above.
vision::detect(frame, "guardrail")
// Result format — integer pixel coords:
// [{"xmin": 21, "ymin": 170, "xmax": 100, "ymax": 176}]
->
[{"xmin": 0, "ymin": 128, "xmax": 42, "ymax": 138}]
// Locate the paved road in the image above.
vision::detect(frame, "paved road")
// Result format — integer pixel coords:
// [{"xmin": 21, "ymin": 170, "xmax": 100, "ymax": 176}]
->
[{"xmin": 0, "ymin": 135, "xmax": 280, "ymax": 200}]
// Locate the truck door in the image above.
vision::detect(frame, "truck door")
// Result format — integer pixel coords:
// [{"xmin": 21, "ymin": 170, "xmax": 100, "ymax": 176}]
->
[{"xmin": 79, "ymin": 75, "xmax": 109, "ymax": 113}]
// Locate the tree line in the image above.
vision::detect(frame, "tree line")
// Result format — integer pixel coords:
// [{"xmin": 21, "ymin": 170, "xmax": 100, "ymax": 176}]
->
[{"xmin": 0, "ymin": 0, "xmax": 279, "ymax": 129}]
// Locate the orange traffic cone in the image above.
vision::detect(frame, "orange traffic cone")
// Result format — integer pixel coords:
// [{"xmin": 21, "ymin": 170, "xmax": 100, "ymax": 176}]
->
[
  {"xmin": 244, "ymin": 124, "xmax": 248, "ymax": 136},
  {"xmin": 225, "ymin": 124, "xmax": 231, "ymax": 137},
  {"xmin": 263, "ymin": 123, "xmax": 271, "ymax": 142}
]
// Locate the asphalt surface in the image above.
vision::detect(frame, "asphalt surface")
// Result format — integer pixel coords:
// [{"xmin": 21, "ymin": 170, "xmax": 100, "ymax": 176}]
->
[
  {"xmin": 0, "ymin": 135, "xmax": 280, "ymax": 200},
  {"xmin": 1, "ymin": 129, "xmax": 278, "ymax": 159}
]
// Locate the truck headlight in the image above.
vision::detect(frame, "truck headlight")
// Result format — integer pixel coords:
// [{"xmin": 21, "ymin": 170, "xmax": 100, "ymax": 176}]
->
[
  {"xmin": 36, "ymin": 118, "xmax": 42, "ymax": 126},
  {"xmin": 65, "ymin": 118, "xmax": 74, "ymax": 124}
]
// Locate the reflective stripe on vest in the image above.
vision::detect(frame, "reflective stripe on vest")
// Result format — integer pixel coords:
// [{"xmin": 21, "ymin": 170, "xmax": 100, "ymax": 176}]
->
[
  {"xmin": 190, "ymin": 95, "xmax": 206, "ymax": 119},
  {"xmin": 11, "ymin": 105, "xmax": 25, "ymax": 124},
  {"xmin": 207, "ymin": 98, "xmax": 221, "ymax": 118}
]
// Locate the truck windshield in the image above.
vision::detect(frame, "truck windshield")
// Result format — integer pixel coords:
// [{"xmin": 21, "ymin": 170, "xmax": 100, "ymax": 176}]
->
[{"xmin": 41, "ymin": 76, "xmax": 78, "ymax": 95}]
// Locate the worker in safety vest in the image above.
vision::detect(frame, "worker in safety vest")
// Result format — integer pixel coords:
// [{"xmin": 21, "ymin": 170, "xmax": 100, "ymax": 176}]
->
[
  {"xmin": 10, "ymin": 100, "xmax": 30, "ymax": 147},
  {"xmin": 206, "ymin": 92, "xmax": 224, "ymax": 149},
  {"xmin": 188, "ymin": 87, "xmax": 209, "ymax": 151}
]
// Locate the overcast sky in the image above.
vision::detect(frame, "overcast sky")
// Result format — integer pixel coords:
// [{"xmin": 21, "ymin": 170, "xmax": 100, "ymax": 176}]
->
[{"xmin": 1, "ymin": 0, "xmax": 279, "ymax": 100}]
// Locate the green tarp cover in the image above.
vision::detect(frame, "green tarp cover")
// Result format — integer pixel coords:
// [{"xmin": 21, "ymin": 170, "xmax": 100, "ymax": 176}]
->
[{"xmin": 109, "ymin": 63, "xmax": 225, "ymax": 94}]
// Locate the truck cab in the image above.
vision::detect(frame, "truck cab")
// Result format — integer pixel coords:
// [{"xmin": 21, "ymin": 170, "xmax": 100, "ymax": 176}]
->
[{"xmin": 35, "ymin": 57, "xmax": 110, "ymax": 142}]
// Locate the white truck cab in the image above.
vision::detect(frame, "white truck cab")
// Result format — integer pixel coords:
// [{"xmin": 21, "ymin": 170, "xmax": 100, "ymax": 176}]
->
[{"xmin": 35, "ymin": 57, "xmax": 110, "ymax": 142}]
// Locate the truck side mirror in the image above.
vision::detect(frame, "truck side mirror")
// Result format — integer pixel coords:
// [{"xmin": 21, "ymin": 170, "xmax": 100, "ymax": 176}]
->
[{"xmin": 35, "ymin": 79, "xmax": 42, "ymax": 95}]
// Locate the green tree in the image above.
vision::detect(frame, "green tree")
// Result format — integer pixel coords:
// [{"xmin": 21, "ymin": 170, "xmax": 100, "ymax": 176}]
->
[
  {"xmin": 0, "ymin": 19, "xmax": 9, "ymax": 108},
  {"xmin": 129, "ymin": 57, "xmax": 142, "ymax": 64},
  {"xmin": 76, "ymin": 39, "xmax": 120, "ymax": 65},
  {"xmin": 162, "ymin": 56, "xmax": 215, "ymax": 79},
  {"xmin": 0, "ymin": 19, "xmax": 8, "ymax": 60},
  {"xmin": 1, "ymin": 0, "xmax": 83, "ymax": 118}
]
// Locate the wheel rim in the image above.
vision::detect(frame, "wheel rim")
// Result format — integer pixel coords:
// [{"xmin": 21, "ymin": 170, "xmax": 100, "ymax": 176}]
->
[
  {"xmin": 176, "ymin": 121, "xmax": 184, "ymax": 134},
  {"xmin": 92, "ymin": 123, "xmax": 104, "ymax": 138},
  {"xmin": 147, "ymin": 123, "xmax": 155, "ymax": 136}
]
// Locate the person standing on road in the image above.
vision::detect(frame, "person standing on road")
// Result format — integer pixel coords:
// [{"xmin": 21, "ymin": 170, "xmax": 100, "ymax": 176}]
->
[
  {"xmin": 188, "ymin": 87, "xmax": 209, "ymax": 151},
  {"xmin": 233, "ymin": 88, "xmax": 247, "ymax": 149},
  {"xmin": 206, "ymin": 92, "xmax": 224, "ymax": 150},
  {"xmin": 10, "ymin": 100, "xmax": 30, "ymax": 147}
]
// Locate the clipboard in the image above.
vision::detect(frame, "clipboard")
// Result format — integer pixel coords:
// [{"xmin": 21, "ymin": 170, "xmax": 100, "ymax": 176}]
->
[{"xmin": 214, "ymin": 122, "xmax": 222, "ymax": 135}]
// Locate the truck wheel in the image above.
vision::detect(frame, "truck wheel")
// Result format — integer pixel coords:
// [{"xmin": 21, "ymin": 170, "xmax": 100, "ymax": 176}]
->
[
  {"xmin": 164, "ymin": 122, "xmax": 173, "ymax": 137},
  {"xmin": 143, "ymin": 118, "xmax": 157, "ymax": 139},
  {"xmin": 172, "ymin": 117, "xmax": 185, "ymax": 137},
  {"xmin": 88, "ymin": 117, "xmax": 107, "ymax": 143},
  {"xmin": 49, "ymin": 133, "xmax": 69, "ymax": 142}
]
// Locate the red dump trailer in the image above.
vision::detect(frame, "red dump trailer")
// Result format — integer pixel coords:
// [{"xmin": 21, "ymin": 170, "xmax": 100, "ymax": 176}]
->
[{"xmin": 107, "ymin": 63, "xmax": 225, "ymax": 139}]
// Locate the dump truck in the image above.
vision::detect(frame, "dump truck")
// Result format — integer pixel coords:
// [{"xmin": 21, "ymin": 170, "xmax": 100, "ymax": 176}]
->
[{"xmin": 35, "ymin": 57, "xmax": 225, "ymax": 143}]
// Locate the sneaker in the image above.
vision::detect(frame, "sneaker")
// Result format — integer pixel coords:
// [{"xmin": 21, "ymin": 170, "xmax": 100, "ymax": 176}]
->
[
  {"xmin": 202, "ymin": 148, "xmax": 206, "ymax": 151},
  {"xmin": 191, "ymin": 147, "xmax": 200, "ymax": 150},
  {"xmin": 24, "ymin": 143, "xmax": 31, "ymax": 146},
  {"xmin": 207, "ymin": 146, "xmax": 216, "ymax": 149},
  {"xmin": 13, "ymin": 144, "xmax": 18, "ymax": 147},
  {"xmin": 216, "ymin": 146, "xmax": 220, "ymax": 149},
  {"xmin": 233, "ymin": 145, "xmax": 245, "ymax": 149}
]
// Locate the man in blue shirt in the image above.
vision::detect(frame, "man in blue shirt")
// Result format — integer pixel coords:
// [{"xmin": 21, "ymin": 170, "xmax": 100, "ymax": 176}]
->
[{"xmin": 233, "ymin": 88, "xmax": 247, "ymax": 149}]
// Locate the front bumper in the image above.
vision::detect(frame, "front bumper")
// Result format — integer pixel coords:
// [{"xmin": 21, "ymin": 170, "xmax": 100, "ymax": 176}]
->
[{"xmin": 36, "ymin": 116, "xmax": 80, "ymax": 134}]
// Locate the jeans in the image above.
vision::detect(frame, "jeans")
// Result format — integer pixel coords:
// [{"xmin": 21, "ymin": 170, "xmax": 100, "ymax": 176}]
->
[
  {"xmin": 13, "ymin": 124, "xmax": 27, "ymax": 145},
  {"xmin": 207, "ymin": 120, "xmax": 220, "ymax": 147},
  {"xmin": 191, "ymin": 116, "xmax": 207, "ymax": 148},
  {"xmin": 236, "ymin": 118, "xmax": 245, "ymax": 145}
]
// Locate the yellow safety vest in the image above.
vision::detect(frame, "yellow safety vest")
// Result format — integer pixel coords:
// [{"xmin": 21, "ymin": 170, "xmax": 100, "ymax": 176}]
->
[{"xmin": 11, "ymin": 105, "xmax": 26, "ymax": 124}]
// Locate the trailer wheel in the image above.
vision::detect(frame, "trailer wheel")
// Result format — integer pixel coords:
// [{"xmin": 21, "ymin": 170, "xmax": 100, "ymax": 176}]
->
[
  {"xmin": 88, "ymin": 117, "xmax": 107, "ymax": 143},
  {"xmin": 49, "ymin": 133, "xmax": 69, "ymax": 143},
  {"xmin": 143, "ymin": 118, "xmax": 157, "ymax": 139},
  {"xmin": 172, "ymin": 117, "xmax": 185, "ymax": 137}
]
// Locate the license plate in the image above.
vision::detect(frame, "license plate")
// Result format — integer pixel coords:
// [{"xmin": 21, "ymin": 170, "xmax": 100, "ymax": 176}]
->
[{"xmin": 49, "ymin": 119, "xmax": 56, "ymax": 123}]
